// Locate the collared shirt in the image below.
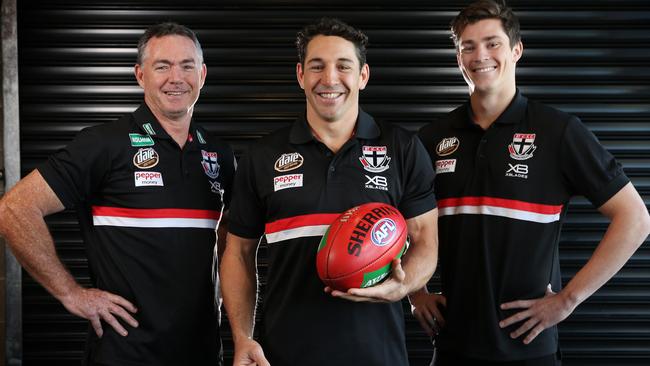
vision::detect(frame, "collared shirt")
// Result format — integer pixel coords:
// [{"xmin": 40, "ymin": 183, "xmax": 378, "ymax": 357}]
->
[
  {"xmin": 39, "ymin": 103, "xmax": 235, "ymax": 366},
  {"xmin": 229, "ymin": 109, "xmax": 436, "ymax": 366},
  {"xmin": 418, "ymin": 91, "xmax": 629, "ymax": 361}
]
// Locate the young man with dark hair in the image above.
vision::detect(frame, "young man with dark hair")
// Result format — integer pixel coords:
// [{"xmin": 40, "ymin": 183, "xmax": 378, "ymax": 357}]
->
[
  {"xmin": 412, "ymin": 1, "xmax": 650, "ymax": 365},
  {"xmin": 0, "ymin": 22, "xmax": 234, "ymax": 366},
  {"xmin": 221, "ymin": 18, "xmax": 439, "ymax": 366}
]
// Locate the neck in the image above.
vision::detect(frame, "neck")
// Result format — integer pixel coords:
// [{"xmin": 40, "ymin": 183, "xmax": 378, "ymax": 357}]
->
[
  {"xmin": 148, "ymin": 105, "xmax": 193, "ymax": 148},
  {"xmin": 306, "ymin": 108, "xmax": 358, "ymax": 154},
  {"xmin": 469, "ymin": 85, "xmax": 517, "ymax": 130}
]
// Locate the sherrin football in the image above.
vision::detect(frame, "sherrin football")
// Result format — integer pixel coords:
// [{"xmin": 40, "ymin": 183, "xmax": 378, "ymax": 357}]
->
[{"xmin": 316, "ymin": 202, "xmax": 409, "ymax": 291}]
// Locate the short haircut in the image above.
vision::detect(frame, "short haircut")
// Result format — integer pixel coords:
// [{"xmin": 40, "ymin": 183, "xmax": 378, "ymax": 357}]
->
[
  {"xmin": 296, "ymin": 17, "xmax": 369, "ymax": 67},
  {"xmin": 450, "ymin": 0, "xmax": 521, "ymax": 49},
  {"xmin": 136, "ymin": 22, "xmax": 203, "ymax": 64}
]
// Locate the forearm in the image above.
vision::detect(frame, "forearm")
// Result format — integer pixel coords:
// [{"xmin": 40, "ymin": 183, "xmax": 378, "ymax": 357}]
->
[
  {"xmin": 402, "ymin": 208, "xmax": 439, "ymax": 293},
  {"xmin": 0, "ymin": 174, "xmax": 80, "ymax": 301},
  {"xmin": 561, "ymin": 209, "xmax": 650, "ymax": 307},
  {"xmin": 561, "ymin": 184, "xmax": 650, "ymax": 308},
  {"xmin": 220, "ymin": 234, "xmax": 259, "ymax": 343}
]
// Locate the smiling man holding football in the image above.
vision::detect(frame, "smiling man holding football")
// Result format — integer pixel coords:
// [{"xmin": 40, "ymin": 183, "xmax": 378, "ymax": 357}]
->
[
  {"xmin": 221, "ymin": 17, "xmax": 439, "ymax": 366},
  {"xmin": 413, "ymin": 1, "xmax": 650, "ymax": 365}
]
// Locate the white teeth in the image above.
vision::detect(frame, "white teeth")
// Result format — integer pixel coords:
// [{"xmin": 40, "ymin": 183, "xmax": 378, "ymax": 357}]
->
[
  {"xmin": 319, "ymin": 93, "xmax": 341, "ymax": 99},
  {"xmin": 165, "ymin": 91, "xmax": 184, "ymax": 96},
  {"xmin": 474, "ymin": 67, "xmax": 496, "ymax": 73}
]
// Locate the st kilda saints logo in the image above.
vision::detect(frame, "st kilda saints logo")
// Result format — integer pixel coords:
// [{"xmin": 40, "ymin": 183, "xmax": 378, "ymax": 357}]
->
[
  {"xmin": 201, "ymin": 150, "xmax": 220, "ymax": 179},
  {"xmin": 359, "ymin": 146, "xmax": 391, "ymax": 173},
  {"xmin": 436, "ymin": 137, "xmax": 459, "ymax": 156},
  {"xmin": 508, "ymin": 133, "xmax": 537, "ymax": 161},
  {"xmin": 274, "ymin": 152, "xmax": 304, "ymax": 172},
  {"xmin": 132, "ymin": 148, "xmax": 159, "ymax": 169}
]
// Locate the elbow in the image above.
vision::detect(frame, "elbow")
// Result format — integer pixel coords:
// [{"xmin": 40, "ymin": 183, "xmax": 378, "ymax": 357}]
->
[
  {"xmin": 639, "ymin": 206, "xmax": 650, "ymax": 242},
  {"xmin": 0, "ymin": 196, "xmax": 11, "ymax": 237}
]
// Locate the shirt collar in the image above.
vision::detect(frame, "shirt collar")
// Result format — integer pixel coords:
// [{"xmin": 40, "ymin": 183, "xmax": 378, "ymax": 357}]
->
[
  {"xmin": 289, "ymin": 108, "xmax": 381, "ymax": 144},
  {"xmin": 452, "ymin": 89, "xmax": 528, "ymax": 128},
  {"xmin": 132, "ymin": 102, "xmax": 202, "ymax": 147}
]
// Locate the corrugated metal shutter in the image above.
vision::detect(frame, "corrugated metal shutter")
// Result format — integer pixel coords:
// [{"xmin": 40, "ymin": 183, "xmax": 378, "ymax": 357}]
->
[{"xmin": 16, "ymin": 1, "xmax": 650, "ymax": 365}]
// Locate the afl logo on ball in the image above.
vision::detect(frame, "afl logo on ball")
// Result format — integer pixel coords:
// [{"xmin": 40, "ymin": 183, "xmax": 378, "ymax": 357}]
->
[
  {"xmin": 436, "ymin": 137, "xmax": 459, "ymax": 156},
  {"xmin": 371, "ymin": 218, "xmax": 397, "ymax": 247},
  {"xmin": 133, "ymin": 148, "xmax": 159, "ymax": 169},
  {"xmin": 274, "ymin": 152, "xmax": 304, "ymax": 172}
]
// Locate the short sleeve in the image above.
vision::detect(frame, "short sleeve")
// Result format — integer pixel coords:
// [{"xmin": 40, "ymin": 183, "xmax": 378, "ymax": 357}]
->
[
  {"xmin": 398, "ymin": 133, "xmax": 437, "ymax": 219},
  {"xmin": 227, "ymin": 151, "xmax": 266, "ymax": 239},
  {"xmin": 560, "ymin": 117, "xmax": 629, "ymax": 208},
  {"xmin": 37, "ymin": 127, "xmax": 109, "ymax": 209}
]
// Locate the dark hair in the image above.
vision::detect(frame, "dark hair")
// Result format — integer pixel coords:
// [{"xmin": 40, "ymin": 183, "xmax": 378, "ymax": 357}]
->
[
  {"xmin": 136, "ymin": 22, "xmax": 203, "ymax": 64},
  {"xmin": 450, "ymin": 0, "xmax": 521, "ymax": 49},
  {"xmin": 296, "ymin": 17, "xmax": 369, "ymax": 67}
]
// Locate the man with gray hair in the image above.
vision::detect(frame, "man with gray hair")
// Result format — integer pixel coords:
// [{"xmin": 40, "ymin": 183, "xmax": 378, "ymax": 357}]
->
[{"xmin": 0, "ymin": 22, "xmax": 234, "ymax": 366}]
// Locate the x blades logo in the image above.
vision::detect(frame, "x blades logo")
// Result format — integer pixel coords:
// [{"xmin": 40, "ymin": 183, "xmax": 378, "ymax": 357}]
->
[
  {"xmin": 505, "ymin": 163, "xmax": 529, "ymax": 179},
  {"xmin": 365, "ymin": 175, "xmax": 388, "ymax": 191}
]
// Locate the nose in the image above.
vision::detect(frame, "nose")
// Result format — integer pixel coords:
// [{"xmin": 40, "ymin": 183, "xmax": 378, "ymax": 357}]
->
[
  {"xmin": 321, "ymin": 64, "xmax": 339, "ymax": 86},
  {"xmin": 475, "ymin": 44, "xmax": 490, "ymax": 62},
  {"xmin": 169, "ymin": 64, "xmax": 183, "ymax": 83}
]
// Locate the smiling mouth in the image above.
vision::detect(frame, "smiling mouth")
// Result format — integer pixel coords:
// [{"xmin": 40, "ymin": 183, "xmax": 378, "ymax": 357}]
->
[
  {"xmin": 473, "ymin": 66, "xmax": 497, "ymax": 73},
  {"xmin": 318, "ymin": 92, "xmax": 344, "ymax": 99},
  {"xmin": 164, "ymin": 91, "xmax": 188, "ymax": 96}
]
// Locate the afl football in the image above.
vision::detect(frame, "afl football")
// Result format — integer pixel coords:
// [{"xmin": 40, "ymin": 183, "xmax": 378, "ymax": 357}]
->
[{"xmin": 316, "ymin": 202, "xmax": 408, "ymax": 291}]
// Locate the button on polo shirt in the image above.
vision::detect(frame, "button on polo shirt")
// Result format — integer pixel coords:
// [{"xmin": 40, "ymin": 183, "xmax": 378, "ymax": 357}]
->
[
  {"xmin": 418, "ymin": 90, "xmax": 628, "ymax": 361},
  {"xmin": 229, "ymin": 109, "xmax": 436, "ymax": 366}
]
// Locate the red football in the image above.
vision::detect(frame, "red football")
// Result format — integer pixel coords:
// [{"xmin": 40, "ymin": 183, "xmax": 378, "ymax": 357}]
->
[{"xmin": 316, "ymin": 202, "xmax": 409, "ymax": 291}]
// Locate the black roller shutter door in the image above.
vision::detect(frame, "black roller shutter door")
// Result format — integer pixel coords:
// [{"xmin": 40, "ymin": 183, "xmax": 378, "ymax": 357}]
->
[{"xmin": 16, "ymin": 1, "xmax": 650, "ymax": 365}]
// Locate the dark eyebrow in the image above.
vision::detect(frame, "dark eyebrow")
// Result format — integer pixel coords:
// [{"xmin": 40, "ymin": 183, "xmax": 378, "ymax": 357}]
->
[
  {"xmin": 152, "ymin": 58, "xmax": 197, "ymax": 65},
  {"xmin": 306, "ymin": 57, "xmax": 355, "ymax": 64}
]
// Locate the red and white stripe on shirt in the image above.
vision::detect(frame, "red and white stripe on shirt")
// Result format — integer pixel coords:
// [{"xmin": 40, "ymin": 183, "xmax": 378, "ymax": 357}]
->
[
  {"xmin": 92, "ymin": 206, "xmax": 220, "ymax": 229},
  {"xmin": 438, "ymin": 196, "xmax": 563, "ymax": 224},
  {"xmin": 265, "ymin": 213, "xmax": 339, "ymax": 244}
]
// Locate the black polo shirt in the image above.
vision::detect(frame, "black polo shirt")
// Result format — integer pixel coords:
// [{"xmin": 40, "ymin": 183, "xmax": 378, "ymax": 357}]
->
[
  {"xmin": 39, "ymin": 103, "xmax": 235, "ymax": 366},
  {"xmin": 229, "ymin": 109, "xmax": 436, "ymax": 366},
  {"xmin": 417, "ymin": 91, "xmax": 629, "ymax": 361}
]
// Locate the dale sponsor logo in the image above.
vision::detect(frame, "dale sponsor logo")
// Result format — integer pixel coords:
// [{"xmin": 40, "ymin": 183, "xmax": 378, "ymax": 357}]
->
[
  {"xmin": 273, "ymin": 174, "xmax": 303, "ymax": 191},
  {"xmin": 435, "ymin": 159, "xmax": 456, "ymax": 174},
  {"xmin": 134, "ymin": 171, "xmax": 163, "ymax": 187},
  {"xmin": 274, "ymin": 152, "xmax": 304, "ymax": 172},
  {"xmin": 129, "ymin": 133, "xmax": 154, "ymax": 147},
  {"xmin": 132, "ymin": 148, "xmax": 159, "ymax": 169},
  {"xmin": 436, "ymin": 137, "xmax": 459, "ymax": 156}
]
